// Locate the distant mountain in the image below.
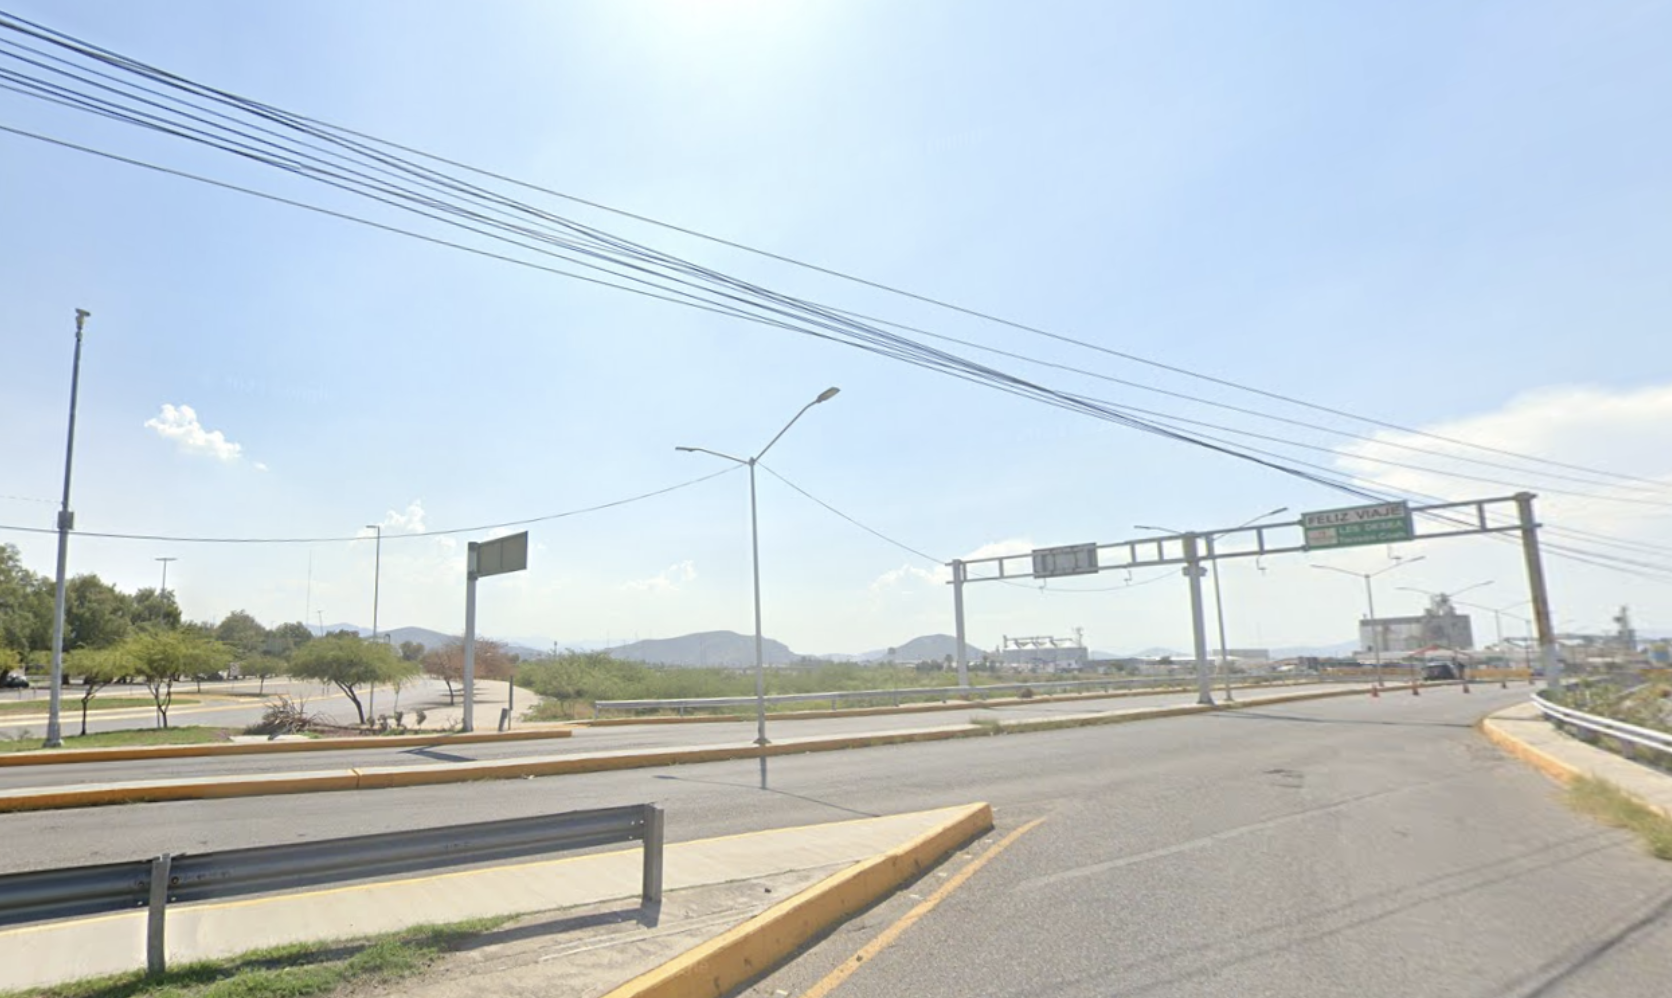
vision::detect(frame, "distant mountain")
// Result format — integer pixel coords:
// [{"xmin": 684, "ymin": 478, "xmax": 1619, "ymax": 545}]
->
[
  {"xmin": 308, "ymin": 623, "xmax": 542, "ymax": 660},
  {"xmin": 605, "ymin": 630, "xmax": 798, "ymax": 667},
  {"xmin": 857, "ymin": 635, "xmax": 987, "ymax": 663}
]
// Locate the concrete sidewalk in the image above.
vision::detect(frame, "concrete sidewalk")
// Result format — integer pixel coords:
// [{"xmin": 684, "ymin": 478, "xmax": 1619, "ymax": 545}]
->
[
  {"xmin": 0, "ymin": 804, "xmax": 983, "ymax": 992},
  {"xmin": 1483, "ymin": 699, "xmax": 1672, "ymax": 817}
]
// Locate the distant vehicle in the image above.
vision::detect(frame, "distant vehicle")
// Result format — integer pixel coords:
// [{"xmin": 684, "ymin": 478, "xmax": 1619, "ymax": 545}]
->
[
  {"xmin": 1421, "ymin": 662, "xmax": 1459, "ymax": 681},
  {"xmin": 1, "ymin": 673, "xmax": 30, "ymax": 689}
]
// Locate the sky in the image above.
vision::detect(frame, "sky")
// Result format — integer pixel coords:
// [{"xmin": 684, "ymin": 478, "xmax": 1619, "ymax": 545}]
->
[{"xmin": 2, "ymin": 0, "xmax": 1670, "ymax": 657}]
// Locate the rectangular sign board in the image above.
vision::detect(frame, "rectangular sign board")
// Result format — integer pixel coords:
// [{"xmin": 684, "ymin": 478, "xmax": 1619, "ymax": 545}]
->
[
  {"xmin": 1032, "ymin": 543, "xmax": 1099, "ymax": 578},
  {"xmin": 472, "ymin": 531, "xmax": 529, "ymax": 578},
  {"xmin": 1302, "ymin": 502, "xmax": 1412, "ymax": 550}
]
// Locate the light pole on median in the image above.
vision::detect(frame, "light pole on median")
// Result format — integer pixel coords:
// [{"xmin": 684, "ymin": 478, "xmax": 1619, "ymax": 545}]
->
[
  {"xmin": 677, "ymin": 387, "xmax": 840, "ymax": 775},
  {"xmin": 1136, "ymin": 506, "xmax": 1288, "ymax": 702},
  {"xmin": 45, "ymin": 309, "xmax": 92, "ymax": 749},
  {"xmin": 365, "ymin": 524, "xmax": 382, "ymax": 720},
  {"xmin": 1312, "ymin": 557, "xmax": 1427, "ymax": 686}
]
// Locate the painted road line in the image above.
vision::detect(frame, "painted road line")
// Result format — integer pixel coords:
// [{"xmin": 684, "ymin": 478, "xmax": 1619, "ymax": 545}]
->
[
  {"xmin": 799, "ymin": 816, "xmax": 1046, "ymax": 998},
  {"xmin": 599, "ymin": 803, "xmax": 995, "ymax": 998}
]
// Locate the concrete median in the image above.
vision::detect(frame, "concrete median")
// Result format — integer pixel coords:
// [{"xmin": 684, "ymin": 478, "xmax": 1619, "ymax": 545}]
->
[{"xmin": 0, "ymin": 726, "xmax": 572, "ymax": 768}]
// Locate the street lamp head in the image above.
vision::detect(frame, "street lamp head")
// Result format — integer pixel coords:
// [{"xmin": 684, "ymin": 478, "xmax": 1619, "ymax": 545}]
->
[
  {"xmin": 815, "ymin": 387, "xmax": 841, "ymax": 404},
  {"xmin": 674, "ymin": 446, "xmax": 697, "ymax": 453},
  {"xmin": 1266, "ymin": 506, "xmax": 1290, "ymax": 517}
]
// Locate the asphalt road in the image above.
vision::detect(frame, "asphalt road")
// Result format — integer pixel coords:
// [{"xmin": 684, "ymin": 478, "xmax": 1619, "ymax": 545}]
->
[
  {"xmin": 5, "ymin": 684, "xmax": 1667, "ymax": 996},
  {"xmin": 0, "ymin": 682, "xmax": 1364, "ymax": 789}
]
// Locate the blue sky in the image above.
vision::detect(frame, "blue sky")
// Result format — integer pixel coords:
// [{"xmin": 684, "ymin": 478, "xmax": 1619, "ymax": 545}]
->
[{"xmin": 2, "ymin": 0, "xmax": 1670, "ymax": 655}]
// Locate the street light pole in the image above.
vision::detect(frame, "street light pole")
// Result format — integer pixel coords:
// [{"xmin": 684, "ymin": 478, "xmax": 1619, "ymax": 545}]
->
[
  {"xmin": 45, "ymin": 308, "xmax": 91, "ymax": 749},
  {"xmin": 1137, "ymin": 506, "xmax": 1287, "ymax": 702},
  {"xmin": 677, "ymin": 387, "xmax": 840, "ymax": 785},
  {"xmin": 364, "ymin": 524, "xmax": 382, "ymax": 720},
  {"xmin": 1312, "ymin": 557, "xmax": 1427, "ymax": 687}
]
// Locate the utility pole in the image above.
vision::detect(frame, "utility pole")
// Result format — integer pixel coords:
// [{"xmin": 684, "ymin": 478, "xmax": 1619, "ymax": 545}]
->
[
  {"xmin": 45, "ymin": 309, "xmax": 91, "ymax": 749},
  {"xmin": 155, "ymin": 557, "xmax": 176, "ymax": 595}
]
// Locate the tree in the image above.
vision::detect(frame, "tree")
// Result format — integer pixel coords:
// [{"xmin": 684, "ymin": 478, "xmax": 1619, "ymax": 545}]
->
[
  {"xmin": 266, "ymin": 621, "xmax": 314, "ymax": 658},
  {"xmin": 123, "ymin": 629, "xmax": 231, "ymax": 728},
  {"xmin": 246, "ymin": 653, "xmax": 284, "ymax": 694},
  {"xmin": 128, "ymin": 587, "xmax": 182, "ymax": 631},
  {"xmin": 0, "ymin": 645, "xmax": 20, "ymax": 680},
  {"xmin": 421, "ymin": 638, "xmax": 515, "ymax": 706},
  {"xmin": 0, "ymin": 544, "xmax": 52, "ymax": 656},
  {"xmin": 215, "ymin": 610, "xmax": 267, "ymax": 660},
  {"xmin": 398, "ymin": 641, "xmax": 425, "ymax": 663},
  {"xmin": 62, "ymin": 574, "xmax": 134, "ymax": 651},
  {"xmin": 289, "ymin": 633, "xmax": 418, "ymax": 725},
  {"xmin": 65, "ymin": 646, "xmax": 128, "ymax": 736}
]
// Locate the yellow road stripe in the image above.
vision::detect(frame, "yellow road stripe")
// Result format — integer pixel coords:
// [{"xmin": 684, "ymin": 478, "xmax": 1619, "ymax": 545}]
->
[{"xmin": 798, "ymin": 816, "xmax": 1046, "ymax": 998}]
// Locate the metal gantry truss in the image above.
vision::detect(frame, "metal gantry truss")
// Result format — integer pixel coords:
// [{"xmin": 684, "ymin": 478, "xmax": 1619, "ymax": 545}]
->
[{"xmin": 946, "ymin": 493, "xmax": 1559, "ymax": 702}]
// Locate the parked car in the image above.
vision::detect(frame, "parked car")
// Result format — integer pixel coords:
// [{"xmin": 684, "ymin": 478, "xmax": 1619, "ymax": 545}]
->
[{"xmin": 1, "ymin": 673, "xmax": 30, "ymax": 689}]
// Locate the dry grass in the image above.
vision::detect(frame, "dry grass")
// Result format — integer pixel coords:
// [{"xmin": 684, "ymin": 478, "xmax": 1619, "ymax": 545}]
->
[{"xmin": 1567, "ymin": 775, "xmax": 1672, "ymax": 860}]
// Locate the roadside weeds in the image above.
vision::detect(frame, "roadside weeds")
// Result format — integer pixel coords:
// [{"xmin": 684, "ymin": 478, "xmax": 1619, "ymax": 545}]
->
[
  {"xmin": 1567, "ymin": 775, "xmax": 1672, "ymax": 860},
  {"xmin": 0, "ymin": 917, "xmax": 508, "ymax": 998}
]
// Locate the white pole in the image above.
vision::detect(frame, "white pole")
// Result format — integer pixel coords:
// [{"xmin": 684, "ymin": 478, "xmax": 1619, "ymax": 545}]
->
[
  {"xmin": 952, "ymin": 559, "xmax": 969, "ymax": 688},
  {"xmin": 1365, "ymin": 574, "xmax": 1383, "ymax": 686},
  {"xmin": 1515, "ymin": 492, "xmax": 1562, "ymax": 689},
  {"xmin": 1183, "ymin": 533, "xmax": 1214, "ymax": 706},
  {"xmin": 749, "ymin": 460, "xmax": 767, "ymax": 749},
  {"xmin": 1208, "ymin": 537, "xmax": 1232, "ymax": 701},
  {"xmin": 462, "ymin": 542, "xmax": 479, "ymax": 733},
  {"xmin": 45, "ymin": 309, "xmax": 91, "ymax": 748}
]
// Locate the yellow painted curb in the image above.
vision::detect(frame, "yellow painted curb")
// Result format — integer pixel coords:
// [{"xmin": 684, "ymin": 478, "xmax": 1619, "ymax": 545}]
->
[
  {"xmin": 1478, "ymin": 715, "xmax": 1581, "ymax": 784},
  {"xmin": 599, "ymin": 802, "xmax": 995, "ymax": 998},
  {"xmin": 0, "ymin": 727, "xmax": 572, "ymax": 768},
  {"xmin": 0, "ymin": 683, "xmax": 1389, "ymax": 813}
]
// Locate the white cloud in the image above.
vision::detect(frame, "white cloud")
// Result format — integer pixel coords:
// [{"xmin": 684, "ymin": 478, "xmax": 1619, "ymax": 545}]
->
[
  {"xmin": 869, "ymin": 563, "xmax": 940, "ymax": 593},
  {"xmin": 143, "ymin": 404, "xmax": 243, "ymax": 462},
  {"xmin": 364, "ymin": 500, "xmax": 427, "ymax": 535},
  {"xmin": 254, "ymin": 462, "xmax": 269, "ymax": 472},
  {"xmin": 623, "ymin": 560, "xmax": 697, "ymax": 592}
]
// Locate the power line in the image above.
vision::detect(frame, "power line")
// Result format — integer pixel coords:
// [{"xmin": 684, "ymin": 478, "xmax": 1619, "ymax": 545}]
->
[
  {"xmin": 6, "ymin": 6, "xmax": 1650, "ymax": 492},
  {"xmin": 4, "ymin": 14, "xmax": 1672, "ymax": 555},
  {"xmin": 0, "ymin": 466, "xmax": 739, "ymax": 544}
]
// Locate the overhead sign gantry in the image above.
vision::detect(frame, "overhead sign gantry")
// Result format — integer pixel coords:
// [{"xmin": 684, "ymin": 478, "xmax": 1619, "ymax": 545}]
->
[{"xmin": 947, "ymin": 494, "xmax": 1560, "ymax": 703}]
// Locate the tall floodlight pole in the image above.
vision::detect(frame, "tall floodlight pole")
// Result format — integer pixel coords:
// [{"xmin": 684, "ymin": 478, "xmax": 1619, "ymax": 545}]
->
[
  {"xmin": 364, "ymin": 524, "xmax": 382, "ymax": 720},
  {"xmin": 1136, "ymin": 507, "xmax": 1286, "ymax": 702},
  {"xmin": 45, "ymin": 309, "xmax": 92, "ymax": 748},
  {"xmin": 677, "ymin": 387, "xmax": 840, "ymax": 785},
  {"xmin": 155, "ymin": 557, "xmax": 177, "ymax": 595},
  {"xmin": 1312, "ymin": 557, "xmax": 1427, "ymax": 686}
]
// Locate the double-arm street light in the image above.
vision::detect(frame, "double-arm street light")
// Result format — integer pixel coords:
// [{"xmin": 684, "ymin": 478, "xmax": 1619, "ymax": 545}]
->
[
  {"xmin": 1312, "ymin": 557, "xmax": 1427, "ymax": 685},
  {"xmin": 1137, "ymin": 506, "xmax": 1288, "ymax": 702},
  {"xmin": 1451, "ymin": 597, "xmax": 1535, "ymax": 668},
  {"xmin": 677, "ymin": 387, "xmax": 840, "ymax": 770}
]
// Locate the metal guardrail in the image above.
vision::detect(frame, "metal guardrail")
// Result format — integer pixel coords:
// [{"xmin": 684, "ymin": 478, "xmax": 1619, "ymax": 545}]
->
[
  {"xmin": 1533, "ymin": 691, "xmax": 1672, "ymax": 759},
  {"xmin": 594, "ymin": 673, "xmax": 1318, "ymax": 716},
  {"xmin": 0, "ymin": 803, "xmax": 665, "ymax": 976}
]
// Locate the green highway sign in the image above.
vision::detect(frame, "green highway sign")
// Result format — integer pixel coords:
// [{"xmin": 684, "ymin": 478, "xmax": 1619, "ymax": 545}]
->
[{"xmin": 1302, "ymin": 501, "xmax": 1413, "ymax": 550}]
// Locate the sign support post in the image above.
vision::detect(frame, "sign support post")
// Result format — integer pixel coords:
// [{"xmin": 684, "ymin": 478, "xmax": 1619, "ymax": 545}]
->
[
  {"xmin": 461, "ymin": 531, "xmax": 530, "ymax": 733},
  {"xmin": 1183, "ymin": 533, "xmax": 1214, "ymax": 706},
  {"xmin": 1516, "ymin": 492, "xmax": 1561, "ymax": 690}
]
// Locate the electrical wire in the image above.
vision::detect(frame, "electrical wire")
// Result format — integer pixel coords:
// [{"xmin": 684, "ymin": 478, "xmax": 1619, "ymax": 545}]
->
[{"xmin": 0, "ymin": 466, "xmax": 739, "ymax": 544}]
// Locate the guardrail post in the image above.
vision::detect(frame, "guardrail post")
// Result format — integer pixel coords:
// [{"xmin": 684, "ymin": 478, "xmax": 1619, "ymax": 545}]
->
[
  {"xmin": 146, "ymin": 853, "xmax": 171, "ymax": 976},
  {"xmin": 641, "ymin": 805, "xmax": 664, "ymax": 904}
]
